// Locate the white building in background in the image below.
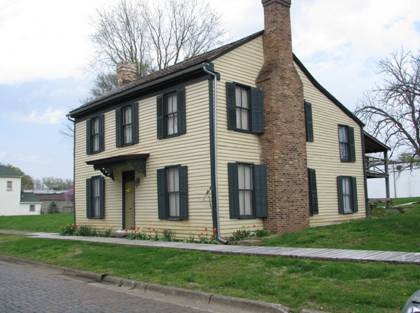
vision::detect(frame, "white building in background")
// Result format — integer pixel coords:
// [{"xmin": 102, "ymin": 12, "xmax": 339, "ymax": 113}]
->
[
  {"xmin": 368, "ymin": 165, "xmax": 420, "ymax": 199},
  {"xmin": 0, "ymin": 165, "xmax": 41, "ymax": 216}
]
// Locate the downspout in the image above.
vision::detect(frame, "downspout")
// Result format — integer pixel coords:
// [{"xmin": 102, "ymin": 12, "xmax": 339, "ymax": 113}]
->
[
  {"xmin": 203, "ymin": 63, "xmax": 227, "ymax": 244},
  {"xmin": 66, "ymin": 114, "xmax": 76, "ymax": 226}
]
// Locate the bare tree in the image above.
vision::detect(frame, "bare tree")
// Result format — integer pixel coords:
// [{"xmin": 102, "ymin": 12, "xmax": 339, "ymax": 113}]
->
[
  {"xmin": 89, "ymin": 0, "xmax": 224, "ymax": 98},
  {"xmin": 141, "ymin": 0, "xmax": 223, "ymax": 70},
  {"xmin": 356, "ymin": 50, "xmax": 420, "ymax": 159}
]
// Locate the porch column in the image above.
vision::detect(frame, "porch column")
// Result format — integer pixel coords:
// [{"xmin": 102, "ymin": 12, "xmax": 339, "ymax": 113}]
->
[{"xmin": 384, "ymin": 150, "xmax": 391, "ymax": 199}]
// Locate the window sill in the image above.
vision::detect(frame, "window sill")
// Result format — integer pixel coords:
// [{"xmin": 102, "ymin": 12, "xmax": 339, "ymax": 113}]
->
[
  {"xmin": 87, "ymin": 150, "xmax": 104, "ymax": 156},
  {"xmin": 160, "ymin": 133, "xmax": 184, "ymax": 140}
]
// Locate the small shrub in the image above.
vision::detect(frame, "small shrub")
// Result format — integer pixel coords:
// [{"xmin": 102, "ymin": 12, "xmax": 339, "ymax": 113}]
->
[
  {"xmin": 60, "ymin": 224, "xmax": 77, "ymax": 236},
  {"xmin": 76, "ymin": 225, "xmax": 96, "ymax": 236},
  {"xmin": 49, "ymin": 201, "xmax": 59, "ymax": 214},
  {"xmin": 231, "ymin": 228, "xmax": 252, "ymax": 241},
  {"xmin": 163, "ymin": 229, "xmax": 174, "ymax": 242},
  {"xmin": 255, "ymin": 229, "xmax": 270, "ymax": 237},
  {"xmin": 127, "ymin": 231, "xmax": 152, "ymax": 240},
  {"xmin": 100, "ymin": 229, "xmax": 112, "ymax": 237}
]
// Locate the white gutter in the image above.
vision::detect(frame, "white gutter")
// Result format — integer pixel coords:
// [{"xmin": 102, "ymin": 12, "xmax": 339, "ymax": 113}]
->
[{"xmin": 202, "ymin": 64, "xmax": 226, "ymax": 244}]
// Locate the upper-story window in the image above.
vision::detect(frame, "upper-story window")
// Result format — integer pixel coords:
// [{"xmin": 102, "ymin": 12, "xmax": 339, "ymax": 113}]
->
[
  {"xmin": 116, "ymin": 103, "xmax": 139, "ymax": 147},
  {"xmin": 165, "ymin": 92, "xmax": 178, "ymax": 136},
  {"xmin": 338, "ymin": 125, "xmax": 355, "ymax": 162},
  {"xmin": 157, "ymin": 88, "xmax": 186, "ymax": 139},
  {"xmin": 7, "ymin": 180, "xmax": 12, "ymax": 191},
  {"xmin": 86, "ymin": 115, "xmax": 104, "ymax": 155},
  {"xmin": 235, "ymin": 86, "xmax": 250, "ymax": 131},
  {"xmin": 226, "ymin": 82, "xmax": 264, "ymax": 134},
  {"xmin": 122, "ymin": 105, "xmax": 133, "ymax": 144}
]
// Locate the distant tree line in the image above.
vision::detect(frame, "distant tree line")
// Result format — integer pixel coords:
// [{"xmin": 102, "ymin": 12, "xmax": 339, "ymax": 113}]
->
[{"xmin": 0, "ymin": 163, "xmax": 72, "ymax": 191}]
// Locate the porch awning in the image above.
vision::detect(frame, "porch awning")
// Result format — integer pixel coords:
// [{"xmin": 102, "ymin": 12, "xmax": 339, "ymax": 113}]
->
[
  {"xmin": 86, "ymin": 154, "xmax": 149, "ymax": 180},
  {"xmin": 364, "ymin": 132, "xmax": 390, "ymax": 153}
]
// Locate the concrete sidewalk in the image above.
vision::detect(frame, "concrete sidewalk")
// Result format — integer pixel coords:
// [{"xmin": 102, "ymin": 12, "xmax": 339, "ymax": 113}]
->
[{"xmin": 4, "ymin": 231, "xmax": 415, "ymax": 265}]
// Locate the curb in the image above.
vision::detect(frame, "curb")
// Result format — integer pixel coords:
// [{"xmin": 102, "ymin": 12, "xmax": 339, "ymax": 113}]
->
[{"xmin": 0, "ymin": 254, "xmax": 289, "ymax": 313}]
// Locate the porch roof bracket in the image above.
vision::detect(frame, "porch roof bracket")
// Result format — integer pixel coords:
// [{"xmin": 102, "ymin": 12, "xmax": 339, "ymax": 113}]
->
[{"xmin": 86, "ymin": 154, "xmax": 150, "ymax": 180}]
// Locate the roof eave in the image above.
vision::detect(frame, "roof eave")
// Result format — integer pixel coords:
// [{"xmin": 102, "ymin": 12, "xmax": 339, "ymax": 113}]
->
[{"xmin": 69, "ymin": 62, "xmax": 212, "ymax": 118}]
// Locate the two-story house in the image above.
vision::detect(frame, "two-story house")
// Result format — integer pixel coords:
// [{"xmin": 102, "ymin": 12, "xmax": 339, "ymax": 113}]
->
[
  {"xmin": 69, "ymin": 0, "xmax": 371, "ymax": 239},
  {"xmin": 0, "ymin": 165, "xmax": 41, "ymax": 216}
]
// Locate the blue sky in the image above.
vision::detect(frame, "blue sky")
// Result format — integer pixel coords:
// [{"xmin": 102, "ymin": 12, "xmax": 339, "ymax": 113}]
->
[{"xmin": 0, "ymin": 0, "xmax": 419, "ymax": 179}]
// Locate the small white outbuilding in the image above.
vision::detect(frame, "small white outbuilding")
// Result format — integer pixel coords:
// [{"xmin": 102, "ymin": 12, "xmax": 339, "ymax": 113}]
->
[{"xmin": 0, "ymin": 165, "xmax": 41, "ymax": 216}]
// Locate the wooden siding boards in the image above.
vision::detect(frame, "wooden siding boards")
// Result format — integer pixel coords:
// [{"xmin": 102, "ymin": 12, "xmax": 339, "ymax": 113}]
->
[
  {"xmin": 74, "ymin": 80, "xmax": 213, "ymax": 238},
  {"xmin": 212, "ymin": 36, "xmax": 265, "ymax": 237}
]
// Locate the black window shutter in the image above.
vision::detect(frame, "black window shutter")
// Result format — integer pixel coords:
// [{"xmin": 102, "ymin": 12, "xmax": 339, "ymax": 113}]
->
[
  {"xmin": 99, "ymin": 176, "xmax": 105, "ymax": 218},
  {"xmin": 226, "ymin": 82, "xmax": 236, "ymax": 130},
  {"xmin": 157, "ymin": 168, "xmax": 168, "ymax": 219},
  {"xmin": 349, "ymin": 127, "xmax": 356, "ymax": 162},
  {"xmin": 132, "ymin": 103, "xmax": 139, "ymax": 144},
  {"xmin": 253, "ymin": 164, "xmax": 268, "ymax": 218},
  {"xmin": 86, "ymin": 178, "xmax": 92, "ymax": 218},
  {"xmin": 251, "ymin": 87, "xmax": 265, "ymax": 134},
  {"xmin": 86, "ymin": 119, "xmax": 92, "ymax": 155},
  {"xmin": 179, "ymin": 166, "xmax": 189, "ymax": 220},
  {"xmin": 99, "ymin": 114, "xmax": 105, "ymax": 152},
  {"xmin": 156, "ymin": 95, "xmax": 165, "ymax": 139},
  {"xmin": 337, "ymin": 176, "xmax": 344, "ymax": 214},
  {"xmin": 228, "ymin": 163, "xmax": 239, "ymax": 218},
  {"xmin": 304, "ymin": 101, "xmax": 314, "ymax": 142},
  {"xmin": 307, "ymin": 168, "xmax": 318, "ymax": 216},
  {"xmin": 115, "ymin": 108, "xmax": 123, "ymax": 147},
  {"xmin": 351, "ymin": 177, "xmax": 358, "ymax": 213},
  {"xmin": 177, "ymin": 87, "xmax": 186, "ymax": 135}
]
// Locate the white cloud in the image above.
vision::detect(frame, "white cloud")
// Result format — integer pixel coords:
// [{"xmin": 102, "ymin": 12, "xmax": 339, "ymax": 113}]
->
[{"xmin": 19, "ymin": 107, "xmax": 66, "ymax": 125}]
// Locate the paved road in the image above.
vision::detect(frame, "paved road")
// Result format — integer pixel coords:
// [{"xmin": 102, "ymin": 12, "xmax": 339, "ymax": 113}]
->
[{"xmin": 0, "ymin": 261, "xmax": 210, "ymax": 313}]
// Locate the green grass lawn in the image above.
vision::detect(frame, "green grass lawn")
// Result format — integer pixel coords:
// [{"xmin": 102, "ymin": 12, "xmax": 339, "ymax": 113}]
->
[
  {"xmin": 0, "ymin": 235, "xmax": 418, "ymax": 313},
  {"xmin": 262, "ymin": 198, "xmax": 420, "ymax": 252},
  {"xmin": 0, "ymin": 213, "xmax": 73, "ymax": 233}
]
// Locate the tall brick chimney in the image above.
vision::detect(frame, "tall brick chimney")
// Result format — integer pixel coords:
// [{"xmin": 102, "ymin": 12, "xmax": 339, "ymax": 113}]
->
[
  {"xmin": 117, "ymin": 62, "xmax": 137, "ymax": 86},
  {"xmin": 257, "ymin": 0, "xmax": 309, "ymax": 233}
]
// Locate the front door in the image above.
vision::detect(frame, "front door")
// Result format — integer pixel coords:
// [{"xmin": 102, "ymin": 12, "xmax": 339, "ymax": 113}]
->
[{"xmin": 123, "ymin": 171, "xmax": 135, "ymax": 230}]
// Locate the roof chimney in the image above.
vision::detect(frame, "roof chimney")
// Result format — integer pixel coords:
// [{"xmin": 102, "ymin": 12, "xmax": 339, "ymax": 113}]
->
[
  {"xmin": 257, "ymin": 0, "xmax": 309, "ymax": 234},
  {"xmin": 117, "ymin": 62, "xmax": 138, "ymax": 86}
]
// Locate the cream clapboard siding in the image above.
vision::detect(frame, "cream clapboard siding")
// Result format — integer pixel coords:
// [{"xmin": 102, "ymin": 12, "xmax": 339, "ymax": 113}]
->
[
  {"xmin": 75, "ymin": 80, "xmax": 213, "ymax": 238},
  {"xmin": 212, "ymin": 35, "xmax": 366, "ymax": 235},
  {"xmin": 299, "ymin": 66, "xmax": 367, "ymax": 226},
  {"xmin": 213, "ymin": 36, "xmax": 265, "ymax": 237}
]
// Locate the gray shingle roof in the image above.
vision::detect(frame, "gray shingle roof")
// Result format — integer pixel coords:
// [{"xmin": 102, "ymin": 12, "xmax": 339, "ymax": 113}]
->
[
  {"xmin": 21, "ymin": 192, "xmax": 40, "ymax": 203},
  {"xmin": 0, "ymin": 165, "xmax": 21, "ymax": 178},
  {"xmin": 69, "ymin": 31, "xmax": 264, "ymax": 117}
]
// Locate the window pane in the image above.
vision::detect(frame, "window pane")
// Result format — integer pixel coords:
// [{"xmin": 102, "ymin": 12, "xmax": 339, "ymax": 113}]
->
[
  {"xmin": 169, "ymin": 194, "xmax": 177, "ymax": 217},
  {"xmin": 124, "ymin": 107, "xmax": 132, "ymax": 124},
  {"xmin": 241, "ymin": 109, "xmax": 249, "ymax": 130},
  {"xmin": 239, "ymin": 191, "xmax": 245, "ymax": 215},
  {"xmin": 241, "ymin": 89, "xmax": 249, "ymax": 108},
  {"xmin": 339, "ymin": 126, "xmax": 348, "ymax": 143},
  {"xmin": 93, "ymin": 135, "xmax": 100, "ymax": 151},
  {"xmin": 238, "ymin": 165, "xmax": 245, "ymax": 189},
  {"xmin": 235, "ymin": 87, "xmax": 242, "ymax": 107},
  {"xmin": 167, "ymin": 168, "xmax": 179, "ymax": 192},
  {"xmin": 244, "ymin": 190, "xmax": 252, "ymax": 215},
  {"xmin": 244, "ymin": 165, "xmax": 252, "ymax": 189},
  {"xmin": 236, "ymin": 108, "xmax": 242, "ymax": 129},
  {"xmin": 92, "ymin": 118, "xmax": 99, "ymax": 134},
  {"xmin": 124, "ymin": 125, "xmax": 132, "ymax": 143}
]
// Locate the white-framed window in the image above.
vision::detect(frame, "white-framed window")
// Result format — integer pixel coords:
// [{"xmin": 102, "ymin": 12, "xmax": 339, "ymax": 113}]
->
[
  {"xmin": 29, "ymin": 204, "xmax": 35, "ymax": 212},
  {"xmin": 6, "ymin": 180, "xmax": 12, "ymax": 192},
  {"xmin": 122, "ymin": 105, "xmax": 133, "ymax": 144},
  {"xmin": 238, "ymin": 164, "xmax": 253, "ymax": 217},
  {"xmin": 167, "ymin": 167, "xmax": 180, "ymax": 218},
  {"xmin": 235, "ymin": 85, "xmax": 250, "ymax": 131},
  {"xmin": 165, "ymin": 92, "xmax": 178, "ymax": 136}
]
